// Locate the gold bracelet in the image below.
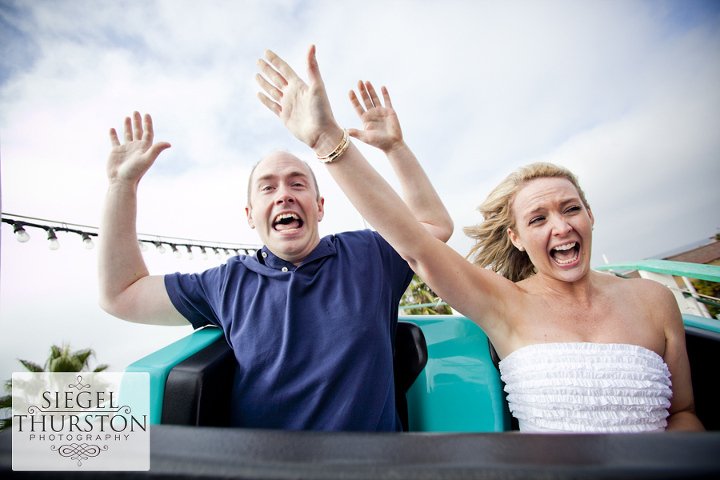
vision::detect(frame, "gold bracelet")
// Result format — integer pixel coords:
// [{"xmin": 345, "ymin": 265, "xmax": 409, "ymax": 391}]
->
[{"xmin": 317, "ymin": 129, "xmax": 349, "ymax": 164}]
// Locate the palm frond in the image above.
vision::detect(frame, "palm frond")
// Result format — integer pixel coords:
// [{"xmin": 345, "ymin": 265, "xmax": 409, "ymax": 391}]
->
[
  {"xmin": 73, "ymin": 349, "xmax": 94, "ymax": 368},
  {"xmin": 49, "ymin": 356, "xmax": 83, "ymax": 373},
  {"xmin": 18, "ymin": 359, "xmax": 44, "ymax": 373},
  {"xmin": 0, "ymin": 417, "xmax": 12, "ymax": 432}
]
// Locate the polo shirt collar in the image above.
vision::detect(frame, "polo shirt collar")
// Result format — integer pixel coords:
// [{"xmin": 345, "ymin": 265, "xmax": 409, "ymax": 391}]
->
[{"xmin": 256, "ymin": 235, "xmax": 336, "ymax": 274}]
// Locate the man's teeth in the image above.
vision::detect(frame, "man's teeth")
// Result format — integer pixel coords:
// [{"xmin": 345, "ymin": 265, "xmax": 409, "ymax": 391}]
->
[
  {"xmin": 275, "ymin": 213, "xmax": 299, "ymax": 223},
  {"xmin": 273, "ymin": 213, "xmax": 302, "ymax": 232}
]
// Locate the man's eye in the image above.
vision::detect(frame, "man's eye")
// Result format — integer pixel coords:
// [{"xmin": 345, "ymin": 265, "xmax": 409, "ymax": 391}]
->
[{"xmin": 566, "ymin": 206, "xmax": 581, "ymax": 214}]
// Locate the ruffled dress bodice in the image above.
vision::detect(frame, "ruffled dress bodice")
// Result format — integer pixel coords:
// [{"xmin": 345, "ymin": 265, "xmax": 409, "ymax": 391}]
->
[{"xmin": 498, "ymin": 343, "xmax": 672, "ymax": 433}]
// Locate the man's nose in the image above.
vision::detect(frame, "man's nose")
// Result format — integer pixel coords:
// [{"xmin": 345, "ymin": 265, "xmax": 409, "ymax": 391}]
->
[{"xmin": 274, "ymin": 187, "xmax": 295, "ymax": 204}]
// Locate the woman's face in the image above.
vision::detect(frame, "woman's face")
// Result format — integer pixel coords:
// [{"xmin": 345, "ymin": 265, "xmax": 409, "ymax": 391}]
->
[{"xmin": 507, "ymin": 177, "xmax": 594, "ymax": 283}]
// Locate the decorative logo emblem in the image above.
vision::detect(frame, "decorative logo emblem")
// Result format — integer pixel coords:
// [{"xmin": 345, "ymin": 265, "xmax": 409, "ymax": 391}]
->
[{"xmin": 12, "ymin": 372, "xmax": 150, "ymax": 471}]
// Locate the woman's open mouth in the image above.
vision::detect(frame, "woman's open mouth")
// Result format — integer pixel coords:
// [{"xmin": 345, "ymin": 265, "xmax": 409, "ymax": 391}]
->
[{"xmin": 550, "ymin": 242, "xmax": 579, "ymax": 265}]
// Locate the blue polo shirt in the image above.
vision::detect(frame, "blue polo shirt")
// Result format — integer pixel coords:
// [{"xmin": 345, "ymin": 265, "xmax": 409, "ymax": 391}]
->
[{"xmin": 164, "ymin": 230, "xmax": 413, "ymax": 431}]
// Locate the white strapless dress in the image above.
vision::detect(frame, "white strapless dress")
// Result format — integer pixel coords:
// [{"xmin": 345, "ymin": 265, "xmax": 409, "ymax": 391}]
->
[{"xmin": 498, "ymin": 343, "xmax": 672, "ymax": 433}]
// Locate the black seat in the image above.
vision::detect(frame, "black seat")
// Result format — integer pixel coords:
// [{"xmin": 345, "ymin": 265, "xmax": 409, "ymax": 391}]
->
[
  {"xmin": 487, "ymin": 339, "xmax": 519, "ymax": 431},
  {"xmin": 161, "ymin": 335, "xmax": 235, "ymax": 426},
  {"xmin": 685, "ymin": 326, "xmax": 720, "ymax": 431},
  {"xmin": 161, "ymin": 321, "xmax": 428, "ymax": 431},
  {"xmin": 394, "ymin": 321, "xmax": 428, "ymax": 431}
]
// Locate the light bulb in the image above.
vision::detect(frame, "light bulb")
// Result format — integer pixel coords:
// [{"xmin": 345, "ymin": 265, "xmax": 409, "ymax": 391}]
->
[
  {"xmin": 13, "ymin": 224, "xmax": 30, "ymax": 243},
  {"xmin": 47, "ymin": 229, "xmax": 60, "ymax": 250},
  {"xmin": 138, "ymin": 241, "xmax": 148, "ymax": 252},
  {"xmin": 81, "ymin": 233, "xmax": 95, "ymax": 250},
  {"xmin": 214, "ymin": 248, "xmax": 222, "ymax": 259},
  {"xmin": 154, "ymin": 242, "xmax": 166, "ymax": 254},
  {"xmin": 199, "ymin": 246, "xmax": 208, "ymax": 260},
  {"xmin": 171, "ymin": 244, "xmax": 182, "ymax": 258},
  {"xmin": 185, "ymin": 246, "xmax": 194, "ymax": 260}
]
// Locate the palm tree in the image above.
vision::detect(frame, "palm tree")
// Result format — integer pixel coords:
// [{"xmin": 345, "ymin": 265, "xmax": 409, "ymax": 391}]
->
[
  {"xmin": 0, "ymin": 343, "xmax": 108, "ymax": 430},
  {"xmin": 400, "ymin": 274, "xmax": 452, "ymax": 315},
  {"xmin": 692, "ymin": 278, "xmax": 720, "ymax": 318}
]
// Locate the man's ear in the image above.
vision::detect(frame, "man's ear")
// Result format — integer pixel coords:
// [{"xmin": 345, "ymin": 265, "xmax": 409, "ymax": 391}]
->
[
  {"xmin": 316, "ymin": 197, "xmax": 325, "ymax": 222},
  {"xmin": 245, "ymin": 206, "xmax": 255, "ymax": 229},
  {"xmin": 507, "ymin": 228, "xmax": 524, "ymax": 252}
]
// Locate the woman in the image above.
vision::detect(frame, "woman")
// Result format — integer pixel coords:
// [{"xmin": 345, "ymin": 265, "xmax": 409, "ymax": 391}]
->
[{"xmin": 255, "ymin": 45, "xmax": 703, "ymax": 432}]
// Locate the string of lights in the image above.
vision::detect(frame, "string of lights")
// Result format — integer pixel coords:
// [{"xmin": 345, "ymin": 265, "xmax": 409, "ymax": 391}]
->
[{"xmin": 1, "ymin": 213, "xmax": 260, "ymax": 259}]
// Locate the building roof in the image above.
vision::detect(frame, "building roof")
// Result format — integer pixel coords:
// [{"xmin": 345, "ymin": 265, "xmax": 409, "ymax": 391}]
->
[{"xmin": 664, "ymin": 240, "xmax": 720, "ymax": 266}]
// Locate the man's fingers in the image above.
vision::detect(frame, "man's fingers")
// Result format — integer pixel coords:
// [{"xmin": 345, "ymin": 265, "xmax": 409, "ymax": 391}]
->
[
  {"xmin": 123, "ymin": 116, "xmax": 133, "ymax": 143},
  {"xmin": 132, "ymin": 111, "xmax": 143, "ymax": 140},
  {"xmin": 142, "ymin": 113, "xmax": 155, "ymax": 144},
  {"xmin": 381, "ymin": 86, "xmax": 393, "ymax": 109},
  {"xmin": 147, "ymin": 141, "xmax": 171, "ymax": 161},
  {"xmin": 110, "ymin": 128, "xmax": 121, "ymax": 148},
  {"xmin": 255, "ymin": 72, "xmax": 283, "ymax": 103},
  {"xmin": 114, "ymin": 113, "xmax": 165, "ymax": 151},
  {"xmin": 257, "ymin": 92, "xmax": 281, "ymax": 117}
]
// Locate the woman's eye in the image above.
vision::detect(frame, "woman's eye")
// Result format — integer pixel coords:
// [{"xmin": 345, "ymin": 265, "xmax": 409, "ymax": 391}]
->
[
  {"xmin": 566, "ymin": 206, "xmax": 581, "ymax": 214},
  {"xmin": 529, "ymin": 217, "xmax": 544, "ymax": 225}
]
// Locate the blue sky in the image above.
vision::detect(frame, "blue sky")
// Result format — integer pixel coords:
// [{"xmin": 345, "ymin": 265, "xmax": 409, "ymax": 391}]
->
[{"xmin": 1, "ymin": 0, "xmax": 719, "ymax": 379}]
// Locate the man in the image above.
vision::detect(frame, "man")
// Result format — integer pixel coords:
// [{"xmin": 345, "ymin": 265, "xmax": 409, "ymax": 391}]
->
[{"xmin": 99, "ymin": 74, "xmax": 452, "ymax": 430}]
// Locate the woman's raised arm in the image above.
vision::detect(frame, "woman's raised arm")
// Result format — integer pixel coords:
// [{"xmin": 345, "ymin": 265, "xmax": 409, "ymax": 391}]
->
[{"xmin": 255, "ymin": 46, "xmax": 519, "ymax": 340}]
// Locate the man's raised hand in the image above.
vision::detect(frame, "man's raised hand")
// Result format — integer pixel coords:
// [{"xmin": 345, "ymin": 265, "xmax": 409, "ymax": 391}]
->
[{"xmin": 107, "ymin": 112, "xmax": 170, "ymax": 184}]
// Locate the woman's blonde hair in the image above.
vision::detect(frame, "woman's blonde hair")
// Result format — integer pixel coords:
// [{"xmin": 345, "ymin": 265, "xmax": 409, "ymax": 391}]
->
[{"xmin": 463, "ymin": 162, "xmax": 590, "ymax": 282}]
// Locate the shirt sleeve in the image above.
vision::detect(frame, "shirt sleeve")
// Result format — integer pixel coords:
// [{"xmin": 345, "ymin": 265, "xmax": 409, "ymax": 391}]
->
[
  {"xmin": 368, "ymin": 230, "xmax": 415, "ymax": 300},
  {"xmin": 164, "ymin": 266, "xmax": 225, "ymax": 330}
]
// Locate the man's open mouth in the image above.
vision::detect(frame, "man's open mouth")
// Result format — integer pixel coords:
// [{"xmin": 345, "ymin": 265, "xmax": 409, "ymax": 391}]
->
[
  {"xmin": 273, "ymin": 213, "xmax": 303, "ymax": 232},
  {"xmin": 550, "ymin": 242, "xmax": 579, "ymax": 265}
]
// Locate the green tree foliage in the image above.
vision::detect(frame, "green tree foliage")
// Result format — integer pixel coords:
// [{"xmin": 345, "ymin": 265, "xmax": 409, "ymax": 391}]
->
[
  {"xmin": 0, "ymin": 344, "xmax": 108, "ymax": 431},
  {"xmin": 692, "ymin": 279, "xmax": 720, "ymax": 318},
  {"xmin": 400, "ymin": 274, "xmax": 452, "ymax": 315}
]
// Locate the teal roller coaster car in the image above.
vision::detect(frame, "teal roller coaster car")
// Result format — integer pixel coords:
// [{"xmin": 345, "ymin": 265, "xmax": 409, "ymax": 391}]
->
[
  {"xmin": 124, "ymin": 315, "xmax": 512, "ymax": 433},
  {"xmin": 125, "ymin": 260, "xmax": 720, "ymax": 436},
  {"xmin": 2, "ymin": 260, "xmax": 719, "ymax": 478}
]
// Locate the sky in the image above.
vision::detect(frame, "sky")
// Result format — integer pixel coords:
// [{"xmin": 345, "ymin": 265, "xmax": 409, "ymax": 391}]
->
[{"xmin": 1, "ymin": 0, "xmax": 719, "ymax": 382}]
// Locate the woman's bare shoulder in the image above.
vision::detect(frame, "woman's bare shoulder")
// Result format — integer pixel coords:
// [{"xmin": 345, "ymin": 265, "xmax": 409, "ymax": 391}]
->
[
  {"xmin": 594, "ymin": 270, "xmax": 671, "ymax": 297},
  {"xmin": 592, "ymin": 271, "xmax": 679, "ymax": 318}
]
